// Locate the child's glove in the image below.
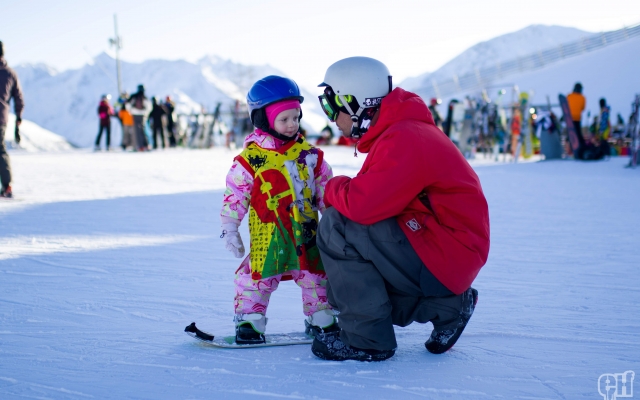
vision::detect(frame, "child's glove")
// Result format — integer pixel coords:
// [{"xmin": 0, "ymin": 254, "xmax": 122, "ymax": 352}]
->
[{"xmin": 221, "ymin": 222, "xmax": 245, "ymax": 258}]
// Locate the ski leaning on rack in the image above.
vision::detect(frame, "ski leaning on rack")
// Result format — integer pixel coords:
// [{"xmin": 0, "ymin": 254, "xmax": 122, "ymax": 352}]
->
[{"xmin": 184, "ymin": 322, "xmax": 313, "ymax": 349}]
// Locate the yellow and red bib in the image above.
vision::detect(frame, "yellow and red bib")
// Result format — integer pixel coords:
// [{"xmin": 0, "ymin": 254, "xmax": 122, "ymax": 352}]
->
[{"xmin": 235, "ymin": 137, "xmax": 325, "ymax": 280}]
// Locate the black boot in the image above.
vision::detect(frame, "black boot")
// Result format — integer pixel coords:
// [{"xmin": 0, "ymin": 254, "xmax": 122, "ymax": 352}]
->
[
  {"xmin": 234, "ymin": 314, "xmax": 266, "ymax": 344},
  {"xmin": 312, "ymin": 331, "xmax": 395, "ymax": 362},
  {"xmin": 235, "ymin": 322, "xmax": 265, "ymax": 344},
  {"xmin": 425, "ymin": 287, "xmax": 478, "ymax": 354}
]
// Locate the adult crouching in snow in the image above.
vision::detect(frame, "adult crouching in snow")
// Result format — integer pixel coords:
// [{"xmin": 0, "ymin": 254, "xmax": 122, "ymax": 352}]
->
[{"xmin": 312, "ymin": 57, "xmax": 490, "ymax": 362}]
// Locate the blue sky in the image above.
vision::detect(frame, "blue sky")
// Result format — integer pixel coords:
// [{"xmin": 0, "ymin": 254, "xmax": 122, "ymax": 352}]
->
[{"xmin": 2, "ymin": 0, "xmax": 639, "ymax": 91}]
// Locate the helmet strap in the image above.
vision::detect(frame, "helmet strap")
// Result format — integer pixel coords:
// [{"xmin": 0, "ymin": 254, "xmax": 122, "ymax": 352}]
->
[{"xmin": 339, "ymin": 95, "xmax": 365, "ymax": 138}]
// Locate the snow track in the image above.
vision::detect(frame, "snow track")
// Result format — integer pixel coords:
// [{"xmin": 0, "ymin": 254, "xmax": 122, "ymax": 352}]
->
[{"xmin": 0, "ymin": 148, "xmax": 638, "ymax": 399}]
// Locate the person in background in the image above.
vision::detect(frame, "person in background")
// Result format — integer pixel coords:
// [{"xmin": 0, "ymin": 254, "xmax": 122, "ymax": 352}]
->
[
  {"xmin": 95, "ymin": 94, "xmax": 114, "ymax": 151},
  {"xmin": 128, "ymin": 84, "xmax": 150, "ymax": 151},
  {"xmin": 0, "ymin": 41, "xmax": 24, "ymax": 198},
  {"xmin": 510, "ymin": 107, "xmax": 522, "ymax": 159},
  {"xmin": 428, "ymin": 98, "xmax": 443, "ymax": 131},
  {"xmin": 164, "ymin": 96, "xmax": 177, "ymax": 147},
  {"xmin": 594, "ymin": 97, "xmax": 611, "ymax": 156},
  {"xmin": 118, "ymin": 93, "xmax": 135, "ymax": 150},
  {"xmin": 316, "ymin": 124, "xmax": 334, "ymax": 145},
  {"xmin": 567, "ymin": 82, "xmax": 586, "ymax": 147},
  {"xmin": 597, "ymin": 98, "xmax": 611, "ymax": 141},
  {"xmin": 148, "ymin": 96, "xmax": 166, "ymax": 149}
]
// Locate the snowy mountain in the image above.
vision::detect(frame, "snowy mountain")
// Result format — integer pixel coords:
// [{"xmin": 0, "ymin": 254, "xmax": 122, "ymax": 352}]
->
[
  {"xmin": 13, "ymin": 54, "xmax": 328, "ymax": 148},
  {"xmin": 401, "ymin": 25, "xmax": 590, "ymax": 90},
  {"xmin": 3, "ymin": 113, "xmax": 74, "ymax": 152},
  {"xmin": 400, "ymin": 24, "xmax": 640, "ymax": 126}
]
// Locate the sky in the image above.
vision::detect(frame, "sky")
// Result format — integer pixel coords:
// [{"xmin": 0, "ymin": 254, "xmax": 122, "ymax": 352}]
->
[{"xmin": 2, "ymin": 0, "xmax": 640, "ymax": 92}]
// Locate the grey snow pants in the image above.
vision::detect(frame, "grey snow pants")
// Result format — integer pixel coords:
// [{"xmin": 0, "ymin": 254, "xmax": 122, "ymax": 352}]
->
[
  {"xmin": 0, "ymin": 125, "xmax": 11, "ymax": 188},
  {"xmin": 317, "ymin": 207, "xmax": 465, "ymax": 351}
]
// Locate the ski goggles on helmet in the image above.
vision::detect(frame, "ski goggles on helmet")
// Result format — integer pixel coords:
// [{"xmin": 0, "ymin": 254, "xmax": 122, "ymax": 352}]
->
[
  {"xmin": 318, "ymin": 87, "xmax": 356, "ymax": 122},
  {"xmin": 318, "ymin": 94, "xmax": 339, "ymax": 122}
]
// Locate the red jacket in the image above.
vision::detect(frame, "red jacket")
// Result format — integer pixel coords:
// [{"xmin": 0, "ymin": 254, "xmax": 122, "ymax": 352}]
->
[
  {"xmin": 97, "ymin": 100, "xmax": 114, "ymax": 127},
  {"xmin": 324, "ymin": 88, "xmax": 490, "ymax": 294}
]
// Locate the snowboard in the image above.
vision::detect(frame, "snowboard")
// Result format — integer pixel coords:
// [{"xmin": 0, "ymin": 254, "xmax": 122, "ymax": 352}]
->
[
  {"xmin": 558, "ymin": 94, "xmax": 583, "ymax": 156},
  {"xmin": 184, "ymin": 322, "xmax": 313, "ymax": 349}
]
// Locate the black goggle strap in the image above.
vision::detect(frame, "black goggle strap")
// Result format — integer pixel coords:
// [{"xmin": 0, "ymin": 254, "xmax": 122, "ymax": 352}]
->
[{"xmin": 338, "ymin": 95, "xmax": 364, "ymax": 138}]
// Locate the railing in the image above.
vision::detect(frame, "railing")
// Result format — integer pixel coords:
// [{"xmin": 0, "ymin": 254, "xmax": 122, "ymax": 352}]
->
[{"xmin": 415, "ymin": 23, "xmax": 640, "ymax": 100}]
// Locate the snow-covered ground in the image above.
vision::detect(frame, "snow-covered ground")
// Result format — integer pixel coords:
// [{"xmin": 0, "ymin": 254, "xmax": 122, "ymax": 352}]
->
[{"xmin": 0, "ymin": 146, "xmax": 638, "ymax": 399}]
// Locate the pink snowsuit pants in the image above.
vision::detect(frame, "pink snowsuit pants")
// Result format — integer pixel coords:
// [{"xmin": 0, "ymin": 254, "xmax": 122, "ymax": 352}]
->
[{"xmin": 234, "ymin": 256, "xmax": 331, "ymax": 317}]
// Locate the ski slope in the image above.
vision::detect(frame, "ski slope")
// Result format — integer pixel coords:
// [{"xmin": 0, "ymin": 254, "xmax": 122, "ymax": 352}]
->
[{"xmin": 0, "ymin": 147, "xmax": 639, "ymax": 399}]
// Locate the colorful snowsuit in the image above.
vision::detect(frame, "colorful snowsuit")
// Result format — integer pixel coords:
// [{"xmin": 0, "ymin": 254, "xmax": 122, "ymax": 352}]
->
[{"xmin": 221, "ymin": 129, "xmax": 333, "ymax": 316}]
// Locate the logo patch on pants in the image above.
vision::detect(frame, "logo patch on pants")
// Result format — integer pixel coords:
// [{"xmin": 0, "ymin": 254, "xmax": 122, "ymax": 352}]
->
[{"xmin": 406, "ymin": 218, "xmax": 422, "ymax": 231}]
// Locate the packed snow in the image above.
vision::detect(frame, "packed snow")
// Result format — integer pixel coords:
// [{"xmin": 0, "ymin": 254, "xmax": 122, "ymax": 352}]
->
[{"xmin": 0, "ymin": 146, "xmax": 638, "ymax": 399}]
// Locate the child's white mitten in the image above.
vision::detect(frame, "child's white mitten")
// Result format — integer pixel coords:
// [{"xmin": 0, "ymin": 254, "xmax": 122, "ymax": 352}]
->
[{"xmin": 221, "ymin": 222, "xmax": 245, "ymax": 258}]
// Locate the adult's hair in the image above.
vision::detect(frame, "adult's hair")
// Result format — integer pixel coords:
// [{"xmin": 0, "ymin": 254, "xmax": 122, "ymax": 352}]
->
[
  {"xmin": 599, "ymin": 98, "xmax": 607, "ymax": 108},
  {"xmin": 573, "ymin": 82, "xmax": 583, "ymax": 94},
  {"xmin": 0, "ymin": 41, "xmax": 4, "ymax": 57}
]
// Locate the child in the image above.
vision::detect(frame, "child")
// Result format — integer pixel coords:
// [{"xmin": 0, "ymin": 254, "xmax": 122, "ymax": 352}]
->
[{"xmin": 220, "ymin": 75, "xmax": 337, "ymax": 344}]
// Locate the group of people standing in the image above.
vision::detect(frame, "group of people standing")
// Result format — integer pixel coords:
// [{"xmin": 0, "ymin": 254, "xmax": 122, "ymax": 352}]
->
[
  {"xmin": 95, "ymin": 85, "xmax": 177, "ymax": 152},
  {"xmin": 566, "ymin": 82, "xmax": 612, "ymax": 160}
]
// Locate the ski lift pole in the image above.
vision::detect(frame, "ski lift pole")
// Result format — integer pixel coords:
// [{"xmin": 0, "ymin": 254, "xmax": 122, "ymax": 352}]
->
[{"xmin": 109, "ymin": 14, "xmax": 123, "ymax": 96}]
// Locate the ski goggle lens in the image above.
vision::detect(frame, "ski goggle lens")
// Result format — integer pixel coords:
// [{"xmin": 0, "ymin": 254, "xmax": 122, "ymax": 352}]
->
[{"xmin": 318, "ymin": 95, "xmax": 338, "ymax": 122}]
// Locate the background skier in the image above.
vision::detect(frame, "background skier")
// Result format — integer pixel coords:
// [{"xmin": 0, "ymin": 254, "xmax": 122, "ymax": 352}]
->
[
  {"xmin": 118, "ymin": 93, "xmax": 135, "ymax": 150},
  {"xmin": 567, "ymin": 82, "xmax": 587, "ymax": 153},
  {"xmin": 164, "ymin": 96, "xmax": 177, "ymax": 147},
  {"xmin": 95, "ymin": 94, "xmax": 114, "ymax": 151},
  {"xmin": 220, "ymin": 75, "xmax": 337, "ymax": 344},
  {"xmin": 0, "ymin": 41, "xmax": 24, "ymax": 198},
  {"xmin": 428, "ymin": 97, "xmax": 443, "ymax": 131},
  {"xmin": 148, "ymin": 96, "xmax": 166, "ymax": 149},
  {"xmin": 312, "ymin": 57, "xmax": 490, "ymax": 362},
  {"xmin": 128, "ymin": 84, "xmax": 150, "ymax": 151}
]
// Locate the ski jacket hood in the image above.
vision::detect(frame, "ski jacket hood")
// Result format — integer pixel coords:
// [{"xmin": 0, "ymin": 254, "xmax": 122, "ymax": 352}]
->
[
  {"xmin": 324, "ymin": 87, "xmax": 490, "ymax": 294},
  {"xmin": 357, "ymin": 88, "xmax": 435, "ymax": 153}
]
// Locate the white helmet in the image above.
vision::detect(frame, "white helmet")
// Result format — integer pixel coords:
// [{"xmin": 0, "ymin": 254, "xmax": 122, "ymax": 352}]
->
[
  {"xmin": 319, "ymin": 57, "xmax": 391, "ymax": 108},
  {"xmin": 318, "ymin": 57, "xmax": 392, "ymax": 137}
]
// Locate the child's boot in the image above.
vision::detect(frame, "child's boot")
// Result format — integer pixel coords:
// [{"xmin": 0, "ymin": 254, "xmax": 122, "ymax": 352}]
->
[
  {"xmin": 304, "ymin": 309, "xmax": 339, "ymax": 337},
  {"xmin": 234, "ymin": 313, "xmax": 267, "ymax": 344}
]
